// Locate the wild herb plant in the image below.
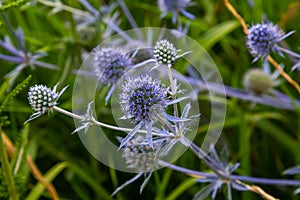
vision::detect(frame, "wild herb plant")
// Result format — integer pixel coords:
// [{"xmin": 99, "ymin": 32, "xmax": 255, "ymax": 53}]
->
[{"xmin": 0, "ymin": 0, "xmax": 300, "ymax": 200}]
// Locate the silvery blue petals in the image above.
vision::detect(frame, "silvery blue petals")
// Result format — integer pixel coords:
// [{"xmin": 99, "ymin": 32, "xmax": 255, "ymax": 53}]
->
[
  {"xmin": 193, "ymin": 180, "xmax": 223, "ymax": 200},
  {"xmin": 72, "ymin": 101, "xmax": 95, "ymax": 134},
  {"xmin": 118, "ymin": 122, "xmax": 143, "ymax": 150},
  {"xmin": 284, "ymin": 166, "xmax": 300, "ymax": 175},
  {"xmin": 166, "ymin": 96, "xmax": 189, "ymax": 105}
]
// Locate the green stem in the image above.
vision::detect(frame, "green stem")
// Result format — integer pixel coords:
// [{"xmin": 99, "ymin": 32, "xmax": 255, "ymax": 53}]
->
[
  {"xmin": 0, "ymin": 128, "xmax": 19, "ymax": 200},
  {"xmin": 167, "ymin": 66, "xmax": 181, "ymax": 134}
]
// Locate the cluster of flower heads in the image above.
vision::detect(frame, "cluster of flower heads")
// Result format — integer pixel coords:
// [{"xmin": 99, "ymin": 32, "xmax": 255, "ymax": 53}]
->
[
  {"xmin": 246, "ymin": 22, "xmax": 294, "ymax": 61},
  {"xmin": 119, "ymin": 74, "xmax": 168, "ymax": 125},
  {"xmin": 26, "ymin": 84, "xmax": 68, "ymax": 123},
  {"xmin": 92, "ymin": 47, "xmax": 132, "ymax": 84}
]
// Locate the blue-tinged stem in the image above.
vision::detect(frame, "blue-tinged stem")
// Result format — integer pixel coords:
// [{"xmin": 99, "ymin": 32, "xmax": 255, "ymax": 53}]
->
[
  {"xmin": 160, "ymin": 160, "xmax": 300, "ymax": 187},
  {"xmin": 78, "ymin": 0, "xmax": 99, "ymax": 16},
  {"xmin": 158, "ymin": 160, "xmax": 217, "ymax": 179},
  {"xmin": 187, "ymin": 139, "xmax": 227, "ymax": 178},
  {"xmin": 183, "ymin": 76, "xmax": 300, "ymax": 110},
  {"xmin": 117, "ymin": 0, "xmax": 144, "ymax": 41},
  {"xmin": 277, "ymin": 46, "xmax": 300, "ymax": 59},
  {"xmin": 231, "ymin": 174, "xmax": 300, "ymax": 186},
  {"xmin": 104, "ymin": 19, "xmax": 133, "ymax": 42},
  {"xmin": 33, "ymin": 60, "xmax": 58, "ymax": 70},
  {"xmin": 1, "ymin": 13, "xmax": 25, "ymax": 53},
  {"xmin": 0, "ymin": 40, "xmax": 21, "ymax": 56},
  {"xmin": 0, "ymin": 54, "xmax": 23, "ymax": 63}
]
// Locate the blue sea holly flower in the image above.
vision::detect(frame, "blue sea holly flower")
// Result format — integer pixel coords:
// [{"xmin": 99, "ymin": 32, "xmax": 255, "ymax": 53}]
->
[
  {"xmin": 158, "ymin": 0, "xmax": 195, "ymax": 24},
  {"xmin": 118, "ymin": 74, "xmax": 169, "ymax": 149},
  {"xmin": 246, "ymin": 22, "xmax": 294, "ymax": 62},
  {"xmin": 25, "ymin": 84, "xmax": 68, "ymax": 123},
  {"xmin": 93, "ymin": 47, "xmax": 132, "ymax": 84},
  {"xmin": 92, "ymin": 47, "xmax": 132, "ymax": 103}
]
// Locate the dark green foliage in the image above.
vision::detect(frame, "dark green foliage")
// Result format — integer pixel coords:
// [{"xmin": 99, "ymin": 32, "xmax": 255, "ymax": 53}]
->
[{"xmin": 0, "ymin": 0, "xmax": 28, "ymax": 12}]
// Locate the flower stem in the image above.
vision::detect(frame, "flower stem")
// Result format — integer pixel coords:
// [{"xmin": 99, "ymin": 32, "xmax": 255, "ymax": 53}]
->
[
  {"xmin": 223, "ymin": 0, "xmax": 249, "ymax": 34},
  {"xmin": 268, "ymin": 56, "xmax": 300, "ymax": 93},
  {"xmin": 158, "ymin": 159, "xmax": 216, "ymax": 179},
  {"xmin": 53, "ymin": 106, "xmax": 170, "ymax": 137},
  {"xmin": 167, "ymin": 66, "xmax": 181, "ymax": 133},
  {"xmin": 0, "ymin": 128, "xmax": 19, "ymax": 200},
  {"xmin": 231, "ymin": 174, "xmax": 300, "ymax": 186}
]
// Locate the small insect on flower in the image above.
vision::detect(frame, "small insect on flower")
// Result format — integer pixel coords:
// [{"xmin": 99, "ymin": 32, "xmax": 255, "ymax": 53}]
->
[
  {"xmin": 118, "ymin": 74, "xmax": 169, "ymax": 149},
  {"xmin": 243, "ymin": 68, "xmax": 275, "ymax": 95},
  {"xmin": 158, "ymin": 0, "xmax": 195, "ymax": 24},
  {"xmin": 246, "ymin": 22, "xmax": 294, "ymax": 61},
  {"xmin": 25, "ymin": 83, "xmax": 68, "ymax": 123}
]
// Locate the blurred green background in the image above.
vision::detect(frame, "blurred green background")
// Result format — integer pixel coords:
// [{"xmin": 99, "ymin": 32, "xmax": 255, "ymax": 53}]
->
[{"xmin": 0, "ymin": 0, "xmax": 299, "ymax": 199}]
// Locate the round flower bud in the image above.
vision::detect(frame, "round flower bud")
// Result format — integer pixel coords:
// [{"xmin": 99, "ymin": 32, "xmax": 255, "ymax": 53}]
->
[
  {"xmin": 119, "ymin": 74, "xmax": 168, "ymax": 124},
  {"xmin": 93, "ymin": 47, "xmax": 132, "ymax": 84},
  {"xmin": 243, "ymin": 69, "xmax": 274, "ymax": 94},
  {"xmin": 28, "ymin": 85, "xmax": 60, "ymax": 114},
  {"xmin": 153, "ymin": 39, "xmax": 179, "ymax": 66},
  {"xmin": 246, "ymin": 22, "xmax": 284, "ymax": 59},
  {"xmin": 122, "ymin": 135, "xmax": 160, "ymax": 172}
]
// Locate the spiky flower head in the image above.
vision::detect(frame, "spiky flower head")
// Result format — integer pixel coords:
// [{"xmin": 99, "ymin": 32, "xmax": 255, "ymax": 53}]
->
[
  {"xmin": 243, "ymin": 69, "xmax": 274, "ymax": 94},
  {"xmin": 92, "ymin": 47, "xmax": 132, "ymax": 84},
  {"xmin": 119, "ymin": 74, "xmax": 168, "ymax": 124},
  {"xmin": 122, "ymin": 135, "xmax": 161, "ymax": 172},
  {"xmin": 28, "ymin": 84, "xmax": 60, "ymax": 113},
  {"xmin": 246, "ymin": 22, "xmax": 286, "ymax": 60},
  {"xmin": 153, "ymin": 39, "xmax": 180, "ymax": 66},
  {"xmin": 25, "ymin": 84, "xmax": 68, "ymax": 123}
]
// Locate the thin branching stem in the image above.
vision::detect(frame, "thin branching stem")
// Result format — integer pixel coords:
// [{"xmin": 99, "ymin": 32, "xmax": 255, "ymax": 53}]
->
[{"xmin": 53, "ymin": 106, "xmax": 172, "ymax": 137}]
